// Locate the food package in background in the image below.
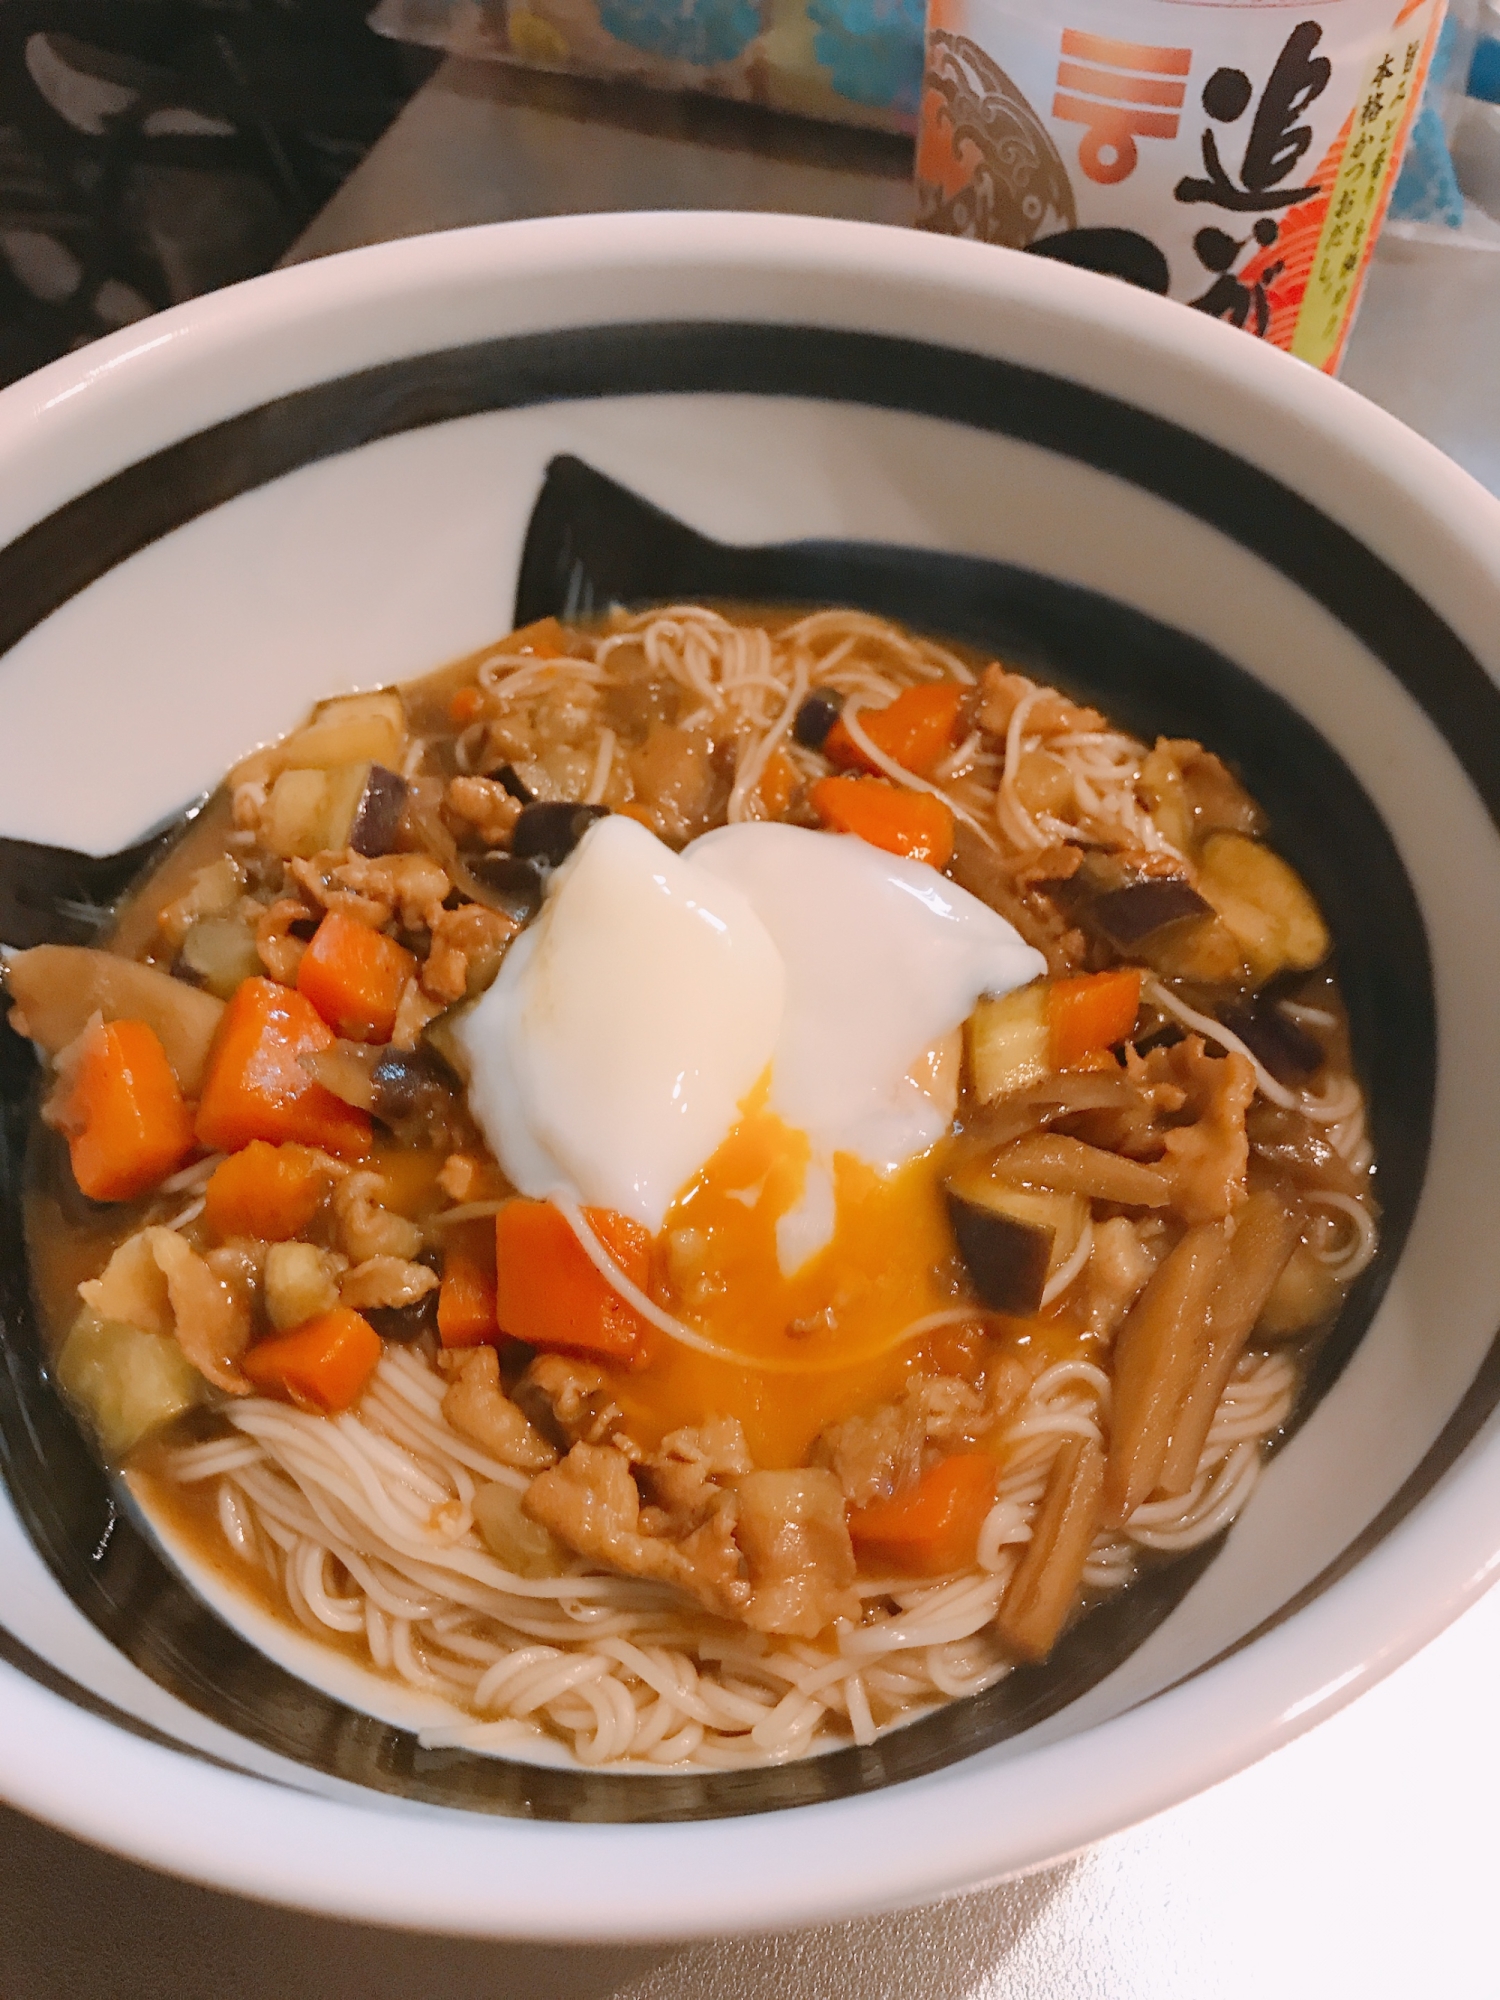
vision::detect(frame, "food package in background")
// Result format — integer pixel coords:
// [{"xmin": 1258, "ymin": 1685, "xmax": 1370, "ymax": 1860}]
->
[
  {"xmin": 1391, "ymin": 0, "xmax": 1500, "ymax": 238},
  {"xmin": 915, "ymin": 0, "xmax": 1447, "ymax": 371},
  {"xmin": 369, "ymin": 0, "xmax": 925, "ymax": 133}
]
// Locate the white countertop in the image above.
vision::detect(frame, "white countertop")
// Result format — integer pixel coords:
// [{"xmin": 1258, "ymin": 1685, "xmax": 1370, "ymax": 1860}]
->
[
  {"xmin": 6, "ymin": 57, "xmax": 1500, "ymax": 1997},
  {"xmin": 6, "ymin": 1580, "xmax": 1499, "ymax": 1996}
]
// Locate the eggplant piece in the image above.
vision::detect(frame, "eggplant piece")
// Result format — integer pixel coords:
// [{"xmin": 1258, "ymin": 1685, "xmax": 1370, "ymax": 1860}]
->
[
  {"xmin": 1143, "ymin": 917, "xmax": 1248, "ymax": 983},
  {"xmin": 372, "ymin": 1044, "xmax": 465, "ymax": 1146},
  {"xmin": 423, "ymin": 1004, "xmax": 474, "ymax": 1085},
  {"xmin": 948, "ymin": 1194, "xmax": 1052, "ymax": 1313},
  {"xmin": 263, "ymin": 768, "xmax": 332, "ymax": 859},
  {"xmin": 511, "ymin": 801, "xmax": 610, "ymax": 868},
  {"xmin": 1072, "ymin": 880, "xmax": 1248, "ymax": 980},
  {"xmin": 473, "ymin": 1480, "xmax": 572, "ymax": 1577},
  {"xmin": 301, "ymin": 1042, "xmax": 380, "ymax": 1111},
  {"xmin": 792, "ymin": 688, "xmax": 845, "ymax": 751},
  {"xmin": 1057, "ymin": 855, "xmax": 1246, "ymax": 982},
  {"xmin": 487, "ymin": 763, "xmax": 535, "ymax": 804},
  {"xmin": 178, "ymin": 917, "xmax": 262, "ymax": 999},
  {"xmin": 945, "ymin": 1165, "xmax": 1088, "ymax": 1314},
  {"xmin": 1257, "ymin": 1241, "xmax": 1345, "ymax": 1338},
  {"xmin": 1218, "ymin": 997, "xmax": 1324, "ymax": 1085},
  {"xmin": 467, "ymin": 851, "xmax": 544, "ymax": 923},
  {"xmin": 274, "ymin": 690, "xmax": 405, "ymax": 774},
  {"xmin": 266, "ymin": 759, "xmax": 408, "ymax": 862},
  {"xmin": 349, "ymin": 764, "xmax": 408, "ymax": 857},
  {"xmin": 1195, "ymin": 831, "xmax": 1330, "ymax": 986},
  {"xmin": 6, "ymin": 945, "xmax": 224, "ymax": 1094},
  {"xmin": 966, "ymin": 981, "xmax": 1050, "ymax": 1104},
  {"xmin": 56, "ymin": 1308, "xmax": 203, "ymax": 1459},
  {"xmin": 1086, "ymin": 878, "xmax": 1211, "ymax": 951},
  {"xmin": 263, "ymin": 761, "xmax": 363, "ymax": 860}
]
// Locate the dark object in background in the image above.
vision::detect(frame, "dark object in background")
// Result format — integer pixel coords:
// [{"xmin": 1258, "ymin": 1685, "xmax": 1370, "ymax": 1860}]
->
[
  {"xmin": 0, "ymin": 0, "xmax": 434, "ymax": 388},
  {"xmin": 1026, "ymin": 227, "xmax": 1171, "ymax": 297}
]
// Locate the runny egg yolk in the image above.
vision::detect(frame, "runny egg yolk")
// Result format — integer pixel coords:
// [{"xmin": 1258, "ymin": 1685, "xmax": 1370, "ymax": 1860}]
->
[
  {"xmin": 456, "ymin": 813, "xmax": 1053, "ymax": 1463},
  {"xmin": 612, "ymin": 1077, "xmax": 965, "ymax": 1468}
]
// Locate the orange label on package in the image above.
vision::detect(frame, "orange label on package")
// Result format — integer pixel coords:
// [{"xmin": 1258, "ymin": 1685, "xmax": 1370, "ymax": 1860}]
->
[{"xmin": 916, "ymin": 0, "xmax": 1445, "ymax": 372}]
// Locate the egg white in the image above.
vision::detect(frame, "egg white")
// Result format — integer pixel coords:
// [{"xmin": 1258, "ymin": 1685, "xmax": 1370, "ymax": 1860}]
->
[{"xmin": 458, "ymin": 816, "xmax": 1045, "ymax": 1260}]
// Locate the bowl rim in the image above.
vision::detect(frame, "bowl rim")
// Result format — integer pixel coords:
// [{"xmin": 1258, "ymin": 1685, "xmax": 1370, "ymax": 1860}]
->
[{"xmin": 2, "ymin": 208, "xmax": 1500, "ymax": 1939}]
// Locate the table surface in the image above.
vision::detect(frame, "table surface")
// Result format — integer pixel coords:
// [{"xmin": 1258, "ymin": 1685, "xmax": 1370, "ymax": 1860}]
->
[{"xmin": 7, "ymin": 56, "xmax": 1500, "ymax": 2000}]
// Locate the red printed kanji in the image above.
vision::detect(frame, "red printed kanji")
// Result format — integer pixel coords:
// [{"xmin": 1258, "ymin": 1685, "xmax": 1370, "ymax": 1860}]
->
[{"xmin": 1053, "ymin": 30, "xmax": 1191, "ymax": 185}]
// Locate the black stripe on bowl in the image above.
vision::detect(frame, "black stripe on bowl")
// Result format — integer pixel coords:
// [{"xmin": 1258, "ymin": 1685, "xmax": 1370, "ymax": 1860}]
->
[{"xmin": 0, "ymin": 321, "xmax": 1470, "ymax": 1823}]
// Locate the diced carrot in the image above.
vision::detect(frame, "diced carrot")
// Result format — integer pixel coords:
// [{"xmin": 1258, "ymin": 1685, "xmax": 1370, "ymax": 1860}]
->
[
  {"xmin": 242, "ymin": 1306, "xmax": 382, "ymax": 1414},
  {"xmin": 508, "ymin": 616, "xmax": 565, "ymax": 657},
  {"xmin": 494, "ymin": 1198, "xmax": 651, "ymax": 1363},
  {"xmin": 825, "ymin": 684, "xmax": 966, "ymax": 779},
  {"xmin": 848, "ymin": 1455, "xmax": 998, "ymax": 1577},
  {"xmin": 296, "ymin": 910, "xmax": 415, "ymax": 1045},
  {"xmin": 59, "ymin": 1018, "xmax": 195, "ymax": 1202},
  {"xmin": 448, "ymin": 686, "xmax": 484, "ymax": 726},
  {"xmin": 1047, "ymin": 969, "xmax": 1142, "ymax": 1068},
  {"xmin": 204, "ymin": 1140, "xmax": 329, "ymax": 1242},
  {"xmin": 438, "ymin": 1221, "xmax": 499, "ymax": 1348},
  {"xmin": 811, "ymin": 775, "xmax": 955, "ymax": 870},
  {"xmin": 756, "ymin": 747, "xmax": 799, "ymax": 819},
  {"xmin": 195, "ymin": 977, "xmax": 371, "ymax": 1159}
]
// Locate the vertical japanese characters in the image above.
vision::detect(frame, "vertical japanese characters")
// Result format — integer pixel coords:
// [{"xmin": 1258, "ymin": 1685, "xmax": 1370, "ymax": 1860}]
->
[{"xmin": 916, "ymin": 0, "xmax": 1445, "ymax": 372}]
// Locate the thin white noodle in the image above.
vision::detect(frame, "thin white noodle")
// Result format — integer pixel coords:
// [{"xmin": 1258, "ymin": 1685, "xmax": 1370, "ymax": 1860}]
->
[
  {"xmin": 837, "ymin": 698, "xmax": 999, "ymax": 850},
  {"xmin": 1143, "ymin": 976, "xmax": 1301, "ymax": 1110},
  {"xmin": 1297, "ymin": 1073, "xmax": 1363, "ymax": 1127},
  {"xmin": 584, "ymin": 728, "xmax": 616, "ymax": 806},
  {"xmin": 1041, "ymin": 1218, "xmax": 1094, "ymax": 1306},
  {"xmin": 158, "ymin": 1154, "xmax": 223, "ymax": 1195},
  {"xmin": 1304, "ymin": 1190, "xmax": 1379, "ymax": 1279},
  {"xmin": 728, "ymin": 655, "xmax": 808, "ymax": 823},
  {"xmin": 997, "ymin": 690, "xmax": 1045, "ymax": 851},
  {"xmin": 216, "ymin": 1479, "xmax": 257, "ymax": 1560},
  {"xmin": 429, "ymin": 1200, "xmax": 509, "ymax": 1227},
  {"xmin": 171, "ymin": 1437, "xmax": 265, "ymax": 1482},
  {"xmin": 1028, "ymin": 1360, "xmax": 1113, "ymax": 1405},
  {"xmin": 1279, "ymin": 1001, "xmax": 1337, "ymax": 1030},
  {"xmin": 845, "ymin": 1672, "xmax": 877, "ymax": 1746},
  {"xmin": 933, "ymin": 730, "xmax": 983, "ymax": 784}
]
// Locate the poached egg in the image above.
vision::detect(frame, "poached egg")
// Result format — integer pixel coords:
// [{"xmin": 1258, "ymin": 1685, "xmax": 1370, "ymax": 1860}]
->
[{"xmin": 455, "ymin": 813, "xmax": 1046, "ymax": 1460}]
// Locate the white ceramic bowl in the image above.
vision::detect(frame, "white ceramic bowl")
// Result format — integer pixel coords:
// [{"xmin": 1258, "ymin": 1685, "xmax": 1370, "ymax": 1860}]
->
[{"xmin": 3, "ymin": 211, "xmax": 1500, "ymax": 1940}]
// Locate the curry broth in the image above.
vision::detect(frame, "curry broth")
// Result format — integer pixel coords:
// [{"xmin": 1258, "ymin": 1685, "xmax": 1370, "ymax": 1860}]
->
[{"xmin": 14, "ymin": 602, "xmax": 1378, "ymax": 1762}]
